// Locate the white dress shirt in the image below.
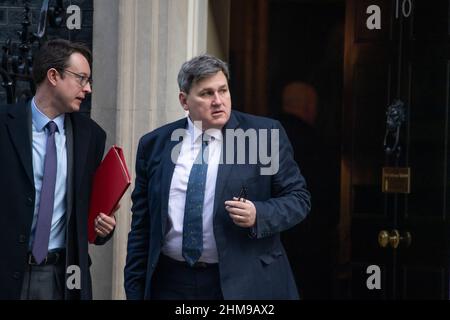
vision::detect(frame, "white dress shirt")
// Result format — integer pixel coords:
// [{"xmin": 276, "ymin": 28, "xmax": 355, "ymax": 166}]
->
[
  {"xmin": 29, "ymin": 97, "xmax": 67, "ymax": 251},
  {"xmin": 161, "ymin": 117, "xmax": 222, "ymax": 263}
]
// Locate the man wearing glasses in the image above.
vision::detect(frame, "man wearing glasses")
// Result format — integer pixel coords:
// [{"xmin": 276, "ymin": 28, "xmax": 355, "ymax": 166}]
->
[
  {"xmin": 64, "ymin": 69, "xmax": 93, "ymax": 87},
  {"xmin": 0, "ymin": 39, "xmax": 116, "ymax": 299}
]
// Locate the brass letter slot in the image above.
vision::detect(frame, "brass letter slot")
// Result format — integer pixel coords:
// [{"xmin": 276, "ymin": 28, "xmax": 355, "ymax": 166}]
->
[{"xmin": 382, "ymin": 167, "xmax": 410, "ymax": 194}]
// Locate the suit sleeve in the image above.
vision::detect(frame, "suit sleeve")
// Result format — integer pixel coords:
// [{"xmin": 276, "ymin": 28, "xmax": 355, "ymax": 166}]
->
[
  {"xmin": 252, "ymin": 120, "xmax": 311, "ymax": 238},
  {"xmin": 124, "ymin": 136, "xmax": 150, "ymax": 300}
]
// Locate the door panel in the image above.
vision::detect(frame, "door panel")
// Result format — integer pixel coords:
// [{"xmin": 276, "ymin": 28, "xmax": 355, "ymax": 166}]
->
[
  {"xmin": 400, "ymin": 0, "xmax": 450, "ymax": 298},
  {"xmin": 410, "ymin": 1, "xmax": 450, "ymax": 40},
  {"xmin": 406, "ymin": 58, "xmax": 448, "ymax": 219},
  {"xmin": 402, "ymin": 267, "xmax": 447, "ymax": 299},
  {"xmin": 343, "ymin": 0, "xmax": 450, "ymax": 299}
]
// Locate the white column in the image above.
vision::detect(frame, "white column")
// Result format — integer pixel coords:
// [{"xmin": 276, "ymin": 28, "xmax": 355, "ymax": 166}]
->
[
  {"xmin": 89, "ymin": 0, "xmax": 119, "ymax": 300},
  {"xmin": 91, "ymin": 0, "xmax": 209, "ymax": 300}
]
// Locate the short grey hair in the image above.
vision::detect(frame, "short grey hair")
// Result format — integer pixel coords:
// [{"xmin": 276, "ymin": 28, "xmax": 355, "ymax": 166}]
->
[{"xmin": 177, "ymin": 54, "xmax": 230, "ymax": 93}]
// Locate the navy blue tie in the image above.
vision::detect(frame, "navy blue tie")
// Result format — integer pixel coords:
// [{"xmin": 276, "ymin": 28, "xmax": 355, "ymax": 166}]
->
[
  {"xmin": 182, "ymin": 136, "xmax": 209, "ymax": 266},
  {"xmin": 32, "ymin": 121, "xmax": 58, "ymax": 264}
]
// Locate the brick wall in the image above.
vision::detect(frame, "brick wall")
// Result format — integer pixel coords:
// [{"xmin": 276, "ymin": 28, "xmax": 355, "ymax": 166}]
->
[{"xmin": 0, "ymin": 0, "xmax": 93, "ymax": 115}]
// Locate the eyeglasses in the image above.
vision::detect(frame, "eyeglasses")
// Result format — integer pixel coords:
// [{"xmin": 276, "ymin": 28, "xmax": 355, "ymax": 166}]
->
[{"xmin": 63, "ymin": 69, "xmax": 93, "ymax": 87}]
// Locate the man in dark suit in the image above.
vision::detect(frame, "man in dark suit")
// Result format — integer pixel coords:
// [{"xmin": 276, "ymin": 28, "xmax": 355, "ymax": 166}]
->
[
  {"xmin": 0, "ymin": 39, "xmax": 116, "ymax": 300},
  {"xmin": 124, "ymin": 54, "xmax": 310, "ymax": 299}
]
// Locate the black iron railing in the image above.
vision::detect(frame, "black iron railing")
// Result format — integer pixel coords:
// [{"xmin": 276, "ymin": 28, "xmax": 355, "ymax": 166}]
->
[{"xmin": 0, "ymin": 0, "xmax": 68, "ymax": 104}]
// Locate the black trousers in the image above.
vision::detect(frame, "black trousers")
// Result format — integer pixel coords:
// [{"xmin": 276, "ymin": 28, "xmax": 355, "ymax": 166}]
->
[
  {"xmin": 20, "ymin": 251, "xmax": 66, "ymax": 300},
  {"xmin": 150, "ymin": 254, "xmax": 223, "ymax": 300}
]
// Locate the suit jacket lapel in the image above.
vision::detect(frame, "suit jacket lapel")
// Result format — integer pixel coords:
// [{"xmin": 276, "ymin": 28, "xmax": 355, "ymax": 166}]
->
[
  {"xmin": 63, "ymin": 115, "xmax": 74, "ymax": 298},
  {"xmin": 70, "ymin": 113, "xmax": 91, "ymax": 197},
  {"xmin": 6, "ymin": 101, "xmax": 34, "ymax": 185},
  {"xmin": 160, "ymin": 119, "xmax": 187, "ymax": 235},
  {"xmin": 213, "ymin": 111, "xmax": 239, "ymax": 217}
]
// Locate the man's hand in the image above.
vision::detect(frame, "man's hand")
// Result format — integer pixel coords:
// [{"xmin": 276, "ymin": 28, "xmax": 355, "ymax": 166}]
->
[
  {"xmin": 95, "ymin": 203, "xmax": 119, "ymax": 238},
  {"xmin": 225, "ymin": 197, "xmax": 256, "ymax": 228}
]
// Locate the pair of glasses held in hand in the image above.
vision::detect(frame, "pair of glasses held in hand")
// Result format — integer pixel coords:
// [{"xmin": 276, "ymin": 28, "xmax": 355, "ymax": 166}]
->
[{"xmin": 237, "ymin": 186, "xmax": 248, "ymax": 202}]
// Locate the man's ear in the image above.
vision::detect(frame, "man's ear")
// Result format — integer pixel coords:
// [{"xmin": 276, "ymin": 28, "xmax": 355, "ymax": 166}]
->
[
  {"xmin": 179, "ymin": 92, "xmax": 189, "ymax": 111},
  {"xmin": 47, "ymin": 68, "xmax": 59, "ymax": 86}
]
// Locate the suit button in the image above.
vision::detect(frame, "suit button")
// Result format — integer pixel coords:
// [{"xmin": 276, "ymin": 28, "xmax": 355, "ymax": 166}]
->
[
  {"xmin": 26, "ymin": 197, "xmax": 33, "ymax": 206},
  {"xmin": 18, "ymin": 234, "xmax": 26, "ymax": 243},
  {"xmin": 13, "ymin": 272, "xmax": 20, "ymax": 279}
]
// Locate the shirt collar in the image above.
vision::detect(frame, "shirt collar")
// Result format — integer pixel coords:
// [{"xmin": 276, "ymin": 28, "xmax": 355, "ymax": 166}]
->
[
  {"xmin": 187, "ymin": 116, "xmax": 222, "ymax": 144},
  {"xmin": 31, "ymin": 97, "xmax": 65, "ymax": 133}
]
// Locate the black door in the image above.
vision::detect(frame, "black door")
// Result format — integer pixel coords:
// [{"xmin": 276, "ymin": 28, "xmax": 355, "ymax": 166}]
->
[{"xmin": 341, "ymin": 0, "xmax": 450, "ymax": 299}]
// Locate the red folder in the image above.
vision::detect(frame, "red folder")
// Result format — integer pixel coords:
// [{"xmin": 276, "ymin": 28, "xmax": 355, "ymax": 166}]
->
[{"xmin": 88, "ymin": 145, "xmax": 131, "ymax": 243}]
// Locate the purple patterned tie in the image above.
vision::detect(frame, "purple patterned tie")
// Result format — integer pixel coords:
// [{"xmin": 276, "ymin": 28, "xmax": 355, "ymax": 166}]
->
[{"xmin": 32, "ymin": 121, "xmax": 58, "ymax": 264}]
